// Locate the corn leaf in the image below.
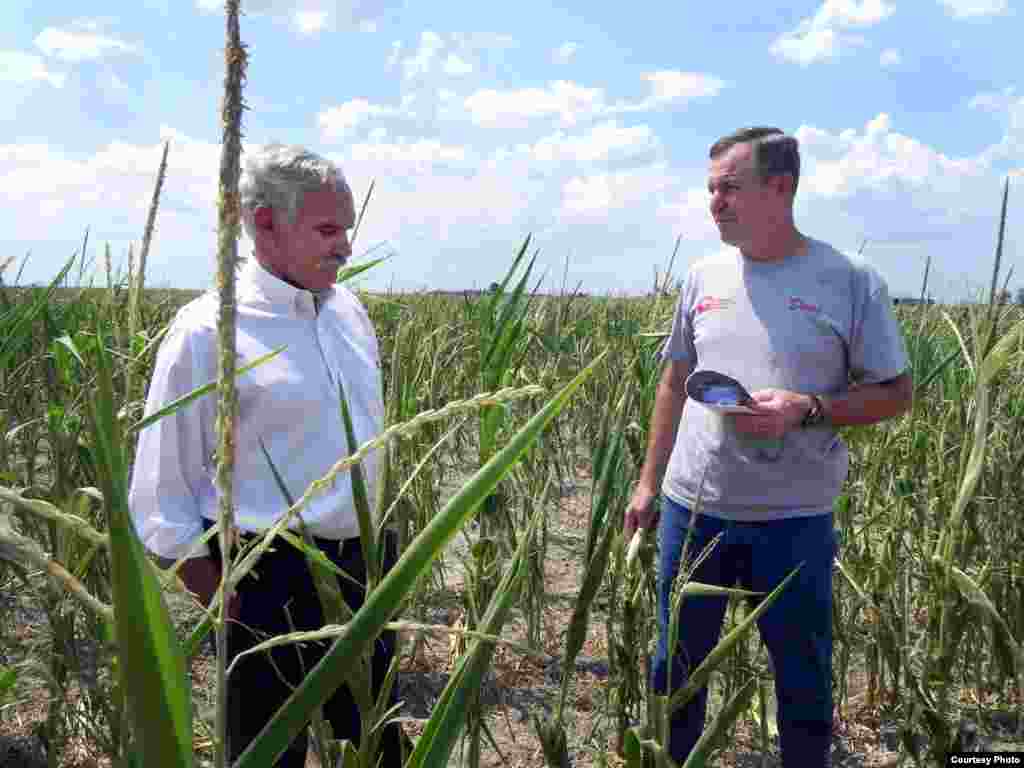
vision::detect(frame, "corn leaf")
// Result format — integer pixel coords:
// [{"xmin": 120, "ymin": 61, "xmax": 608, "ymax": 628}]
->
[
  {"xmin": 681, "ymin": 678, "xmax": 757, "ymax": 768},
  {"xmin": 82, "ymin": 328, "xmax": 194, "ymax": 767},
  {"xmin": 234, "ymin": 351, "xmax": 606, "ymax": 767},
  {"xmin": 405, "ymin": 505, "xmax": 541, "ymax": 768},
  {"xmin": 669, "ymin": 565, "xmax": 800, "ymax": 714}
]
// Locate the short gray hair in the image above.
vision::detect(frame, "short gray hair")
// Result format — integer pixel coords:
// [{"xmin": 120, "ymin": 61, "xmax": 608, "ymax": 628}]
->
[{"xmin": 239, "ymin": 143, "xmax": 350, "ymax": 239}]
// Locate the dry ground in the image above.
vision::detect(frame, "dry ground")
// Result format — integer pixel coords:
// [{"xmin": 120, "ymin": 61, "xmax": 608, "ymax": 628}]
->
[{"xmin": 2, "ymin": 470, "xmax": 1021, "ymax": 766}]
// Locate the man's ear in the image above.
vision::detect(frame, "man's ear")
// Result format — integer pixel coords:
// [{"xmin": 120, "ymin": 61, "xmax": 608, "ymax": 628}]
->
[
  {"xmin": 253, "ymin": 206, "xmax": 274, "ymax": 232},
  {"xmin": 768, "ymin": 174, "xmax": 795, "ymax": 201}
]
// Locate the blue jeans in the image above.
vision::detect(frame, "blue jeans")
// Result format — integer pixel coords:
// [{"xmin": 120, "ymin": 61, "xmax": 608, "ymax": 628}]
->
[{"xmin": 650, "ymin": 496, "xmax": 836, "ymax": 767}]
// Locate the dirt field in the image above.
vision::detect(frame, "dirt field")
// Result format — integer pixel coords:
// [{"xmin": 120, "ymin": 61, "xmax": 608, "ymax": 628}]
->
[{"xmin": 2, "ymin": 469, "xmax": 1021, "ymax": 767}]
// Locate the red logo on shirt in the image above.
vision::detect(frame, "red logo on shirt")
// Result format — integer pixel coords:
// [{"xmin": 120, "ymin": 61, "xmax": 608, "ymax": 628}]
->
[
  {"xmin": 788, "ymin": 296, "xmax": 820, "ymax": 313},
  {"xmin": 695, "ymin": 296, "xmax": 734, "ymax": 314}
]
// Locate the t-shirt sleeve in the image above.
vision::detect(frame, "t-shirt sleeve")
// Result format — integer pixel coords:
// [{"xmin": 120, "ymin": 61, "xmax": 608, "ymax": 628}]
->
[
  {"xmin": 659, "ymin": 270, "xmax": 697, "ymax": 363},
  {"xmin": 849, "ymin": 264, "xmax": 910, "ymax": 384}
]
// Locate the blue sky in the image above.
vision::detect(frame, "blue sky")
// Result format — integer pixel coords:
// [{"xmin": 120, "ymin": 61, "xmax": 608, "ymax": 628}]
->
[{"xmin": 1, "ymin": 0, "xmax": 1021, "ymax": 300}]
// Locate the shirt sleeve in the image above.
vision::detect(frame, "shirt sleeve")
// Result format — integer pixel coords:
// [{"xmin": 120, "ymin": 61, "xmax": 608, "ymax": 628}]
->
[
  {"xmin": 659, "ymin": 270, "xmax": 697, "ymax": 364},
  {"xmin": 128, "ymin": 318, "xmax": 215, "ymax": 560},
  {"xmin": 848, "ymin": 264, "xmax": 910, "ymax": 384}
]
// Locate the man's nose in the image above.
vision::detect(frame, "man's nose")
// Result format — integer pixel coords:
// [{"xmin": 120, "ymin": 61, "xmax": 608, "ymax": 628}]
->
[{"xmin": 336, "ymin": 235, "xmax": 352, "ymax": 257}]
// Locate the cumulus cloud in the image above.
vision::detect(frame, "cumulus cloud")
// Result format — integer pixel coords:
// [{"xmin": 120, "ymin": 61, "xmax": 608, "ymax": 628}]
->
[
  {"xmin": 560, "ymin": 165, "xmax": 675, "ymax": 217},
  {"xmin": 463, "ymin": 72, "xmax": 725, "ymax": 128},
  {"xmin": 616, "ymin": 70, "xmax": 727, "ymax": 111},
  {"xmin": 347, "ymin": 139, "xmax": 470, "ymax": 174},
  {"xmin": 771, "ymin": 0, "xmax": 894, "ymax": 65},
  {"xmin": 464, "ymin": 80, "xmax": 607, "ymax": 128},
  {"xmin": 295, "ymin": 10, "xmax": 329, "ymax": 35},
  {"xmin": 879, "ymin": 48, "xmax": 901, "ymax": 67},
  {"xmin": 196, "ymin": 0, "xmax": 399, "ymax": 27},
  {"xmin": 0, "ymin": 50, "xmax": 66, "ymax": 88},
  {"xmin": 34, "ymin": 25, "xmax": 138, "ymax": 62},
  {"xmin": 970, "ymin": 87, "xmax": 1017, "ymax": 112},
  {"xmin": 553, "ymin": 42, "xmax": 578, "ymax": 64},
  {"xmin": 442, "ymin": 53, "xmax": 473, "ymax": 76},
  {"xmin": 939, "ymin": 0, "xmax": 1008, "ymax": 17},
  {"xmin": 529, "ymin": 121, "xmax": 660, "ymax": 168},
  {"xmin": 319, "ymin": 98, "xmax": 398, "ymax": 140},
  {"xmin": 970, "ymin": 89, "xmax": 1024, "ymax": 167},
  {"xmin": 402, "ymin": 30, "xmax": 445, "ymax": 81}
]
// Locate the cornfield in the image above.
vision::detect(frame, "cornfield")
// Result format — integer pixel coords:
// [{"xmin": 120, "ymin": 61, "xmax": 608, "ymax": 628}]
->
[{"xmin": 1, "ymin": 5, "xmax": 1023, "ymax": 767}]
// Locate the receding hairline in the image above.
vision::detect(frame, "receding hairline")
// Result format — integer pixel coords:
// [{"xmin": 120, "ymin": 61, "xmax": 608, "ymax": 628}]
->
[{"xmin": 708, "ymin": 126, "xmax": 801, "ymax": 193}]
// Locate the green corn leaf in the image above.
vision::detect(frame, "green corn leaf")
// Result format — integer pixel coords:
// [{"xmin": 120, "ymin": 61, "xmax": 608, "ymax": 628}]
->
[
  {"xmin": 335, "ymin": 255, "xmax": 388, "ymax": 286},
  {"xmin": 0, "ymin": 253, "xmax": 76, "ymax": 373},
  {"xmin": 623, "ymin": 728, "xmax": 645, "ymax": 768},
  {"xmin": 0, "ymin": 665, "xmax": 16, "ymax": 704},
  {"xmin": 405, "ymin": 505, "xmax": 541, "ymax": 768},
  {"xmin": 669, "ymin": 565, "xmax": 800, "ymax": 714},
  {"xmin": 979, "ymin": 315, "xmax": 1024, "ymax": 386},
  {"xmin": 337, "ymin": 377, "xmax": 378, "ymax": 587},
  {"xmin": 680, "ymin": 583, "xmax": 763, "ymax": 599},
  {"xmin": 681, "ymin": 678, "xmax": 758, "ymax": 768},
  {"xmin": 83, "ymin": 323, "xmax": 194, "ymax": 767},
  {"xmin": 130, "ymin": 346, "xmax": 285, "ymax": 434},
  {"xmin": 943, "ymin": 560, "xmax": 1022, "ymax": 664},
  {"xmin": 234, "ymin": 351, "xmax": 607, "ymax": 767}
]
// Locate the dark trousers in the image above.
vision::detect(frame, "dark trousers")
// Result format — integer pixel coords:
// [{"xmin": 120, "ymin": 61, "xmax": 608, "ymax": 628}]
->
[
  {"xmin": 204, "ymin": 520, "xmax": 403, "ymax": 767},
  {"xmin": 650, "ymin": 496, "xmax": 836, "ymax": 767}
]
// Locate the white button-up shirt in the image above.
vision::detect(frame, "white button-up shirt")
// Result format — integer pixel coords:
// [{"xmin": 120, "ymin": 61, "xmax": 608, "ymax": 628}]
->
[{"xmin": 128, "ymin": 257, "xmax": 384, "ymax": 560}]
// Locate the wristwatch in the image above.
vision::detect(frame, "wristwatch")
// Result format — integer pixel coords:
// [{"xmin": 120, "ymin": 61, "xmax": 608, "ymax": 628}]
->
[{"xmin": 800, "ymin": 394, "xmax": 827, "ymax": 428}]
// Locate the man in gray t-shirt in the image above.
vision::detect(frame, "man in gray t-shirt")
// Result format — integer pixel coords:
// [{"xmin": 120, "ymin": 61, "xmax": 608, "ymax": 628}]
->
[{"xmin": 624, "ymin": 127, "xmax": 912, "ymax": 767}]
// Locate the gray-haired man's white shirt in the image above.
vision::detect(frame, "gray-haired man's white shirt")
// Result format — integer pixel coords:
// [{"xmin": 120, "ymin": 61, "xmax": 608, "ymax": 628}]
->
[
  {"xmin": 129, "ymin": 257, "xmax": 384, "ymax": 559},
  {"xmin": 661, "ymin": 238, "xmax": 909, "ymax": 521}
]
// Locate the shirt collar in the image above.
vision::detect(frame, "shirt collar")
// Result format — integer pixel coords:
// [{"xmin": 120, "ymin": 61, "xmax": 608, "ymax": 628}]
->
[{"xmin": 238, "ymin": 256, "xmax": 334, "ymax": 314}]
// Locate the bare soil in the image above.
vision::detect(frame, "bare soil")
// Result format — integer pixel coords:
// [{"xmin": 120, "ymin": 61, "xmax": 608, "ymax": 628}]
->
[{"xmin": 2, "ymin": 470, "xmax": 1021, "ymax": 767}]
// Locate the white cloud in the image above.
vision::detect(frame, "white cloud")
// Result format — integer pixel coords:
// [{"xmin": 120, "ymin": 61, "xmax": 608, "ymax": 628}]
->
[
  {"xmin": 196, "ymin": 0, "xmax": 398, "ymax": 26},
  {"xmin": 107, "ymin": 72, "xmax": 129, "ymax": 92},
  {"xmin": 771, "ymin": 0, "xmax": 895, "ymax": 65},
  {"xmin": 796, "ymin": 113, "xmax": 990, "ymax": 218},
  {"xmin": 34, "ymin": 26, "xmax": 138, "ymax": 62},
  {"xmin": 657, "ymin": 186, "xmax": 719, "ymax": 239},
  {"xmin": 295, "ymin": 10, "xmax": 329, "ymax": 35},
  {"xmin": 386, "ymin": 41, "xmax": 403, "ymax": 70},
  {"xmin": 0, "ymin": 50, "xmax": 66, "ymax": 88},
  {"xmin": 529, "ymin": 121, "xmax": 660, "ymax": 168},
  {"xmin": 464, "ymin": 80, "xmax": 607, "ymax": 128},
  {"xmin": 403, "ymin": 30, "xmax": 444, "ymax": 81},
  {"xmin": 442, "ymin": 53, "xmax": 473, "ymax": 76},
  {"xmin": 939, "ymin": 0, "xmax": 1008, "ymax": 17},
  {"xmin": 0, "ymin": 129, "xmax": 227, "ymax": 287},
  {"xmin": 560, "ymin": 165, "xmax": 675, "ymax": 217},
  {"xmin": 553, "ymin": 42, "xmax": 579, "ymax": 64},
  {"xmin": 347, "ymin": 139, "xmax": 470, "ymax": 174},
  {"xmin": 970, "ymin": 90, "xmax": 1024, "ymax": 167},
  {"xmin": 879, "ymin": 48, "xmax": 901, "ymax": 67},
  {"xmin": 462, "ymin": 72, "xmax": 725, "ymax": 129},
  {"xmin": 970, "ymin": 87, "xmax": 1017, "ymax": 112},
  {"xmin": 636, "ymin": 70, "xmax": 726, "ymax": 107},
  {"xmin": 319, "ymin": 98, "xmax": 398, "ymax": 140}
]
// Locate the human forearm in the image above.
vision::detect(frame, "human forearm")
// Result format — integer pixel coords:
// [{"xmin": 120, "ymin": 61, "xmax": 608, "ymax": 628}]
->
[
  {"xmin": 821, "ymin": 373, "xmax": 913, "ymax": 427},
  {"xmin": 637, "ymin": 371, "xmax": 688, "ymax": 493}
]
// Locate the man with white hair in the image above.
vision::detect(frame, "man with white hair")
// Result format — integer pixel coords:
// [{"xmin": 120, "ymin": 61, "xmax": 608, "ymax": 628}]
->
[{"xmin": 129, "ymin": 143, "xmax": 401, "ymax": 766}]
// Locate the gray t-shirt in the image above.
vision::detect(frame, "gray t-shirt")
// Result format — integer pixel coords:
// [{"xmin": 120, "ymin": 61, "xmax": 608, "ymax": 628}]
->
[{"xmin": 661, "ymin": 237, "xmax": 909, "ymax": 521}]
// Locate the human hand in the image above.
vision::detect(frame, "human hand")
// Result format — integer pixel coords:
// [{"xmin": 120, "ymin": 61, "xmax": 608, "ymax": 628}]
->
[
  {"xmin": 730, "ymin": 388, "xmax": 812, "ymax": 439},
  {"xmin": 624, "ymin": 485, "xmax": 659, "ymax": 539},
  {"xmin": 179, "ymin": 556, "xmax": 241, "ymax": 621}
]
